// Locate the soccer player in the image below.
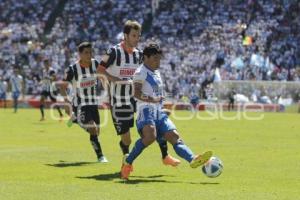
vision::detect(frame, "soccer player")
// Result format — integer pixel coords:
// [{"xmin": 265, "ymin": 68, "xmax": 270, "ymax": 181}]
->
[
  {"xmin": 39, "ymin": 59, "xmax": 63, "ymax": 121},
  {"xmin": 121, "ymin": 43, "xmax": 213, "ymax": 179},
  {"xmin": 98, "ymin": 20, "xmax": 180, "ymax": 166},
  {"xmin": 0, "ymin": 75, "xmax": 8, "ymax": 108},
  {"xmin": 228, "ymin": 88, "xmax": 236, "ymax": 111},
  {"xmin": 60, "ymin": 42, "xmax": 108, "ymax": 163},
  {"xmin": 9, "ymin": 68, "xmax": 25, "ymax": 113}
]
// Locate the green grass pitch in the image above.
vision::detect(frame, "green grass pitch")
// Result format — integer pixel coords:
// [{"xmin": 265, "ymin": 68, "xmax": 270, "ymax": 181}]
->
[{"xmin": 0, "ymin": 109, "xmax": 299, "ymax": 200}]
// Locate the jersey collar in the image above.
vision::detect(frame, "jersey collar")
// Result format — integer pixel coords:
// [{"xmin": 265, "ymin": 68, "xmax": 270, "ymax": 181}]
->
[
  {"xmin": 121, "ymin": 41, "xmax": 134, "ymax": 54},
  {"xmin": 144, "ymin": 64, "xmax": 156, "ymax": 72},
  {"xmin": 78, "ymin": 60, "xmax": 92, "ymax": 68}
]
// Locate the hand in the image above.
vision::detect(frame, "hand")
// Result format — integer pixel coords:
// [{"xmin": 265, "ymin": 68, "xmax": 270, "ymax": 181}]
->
[
  {"xmin": 125, "ymin": 79, "xmax": 133, "ymax": 85},
  {"xmin": 64, "ymin": 99, "xmax": 72, "ymax": 116},
  {"xmin": 97, "ymin": 65, "xmax": 106, "ymax": 74},
  {"xmin": 65, "ymin": 104, "xmax": 71, "ymax": 116},
  {"xmin": 162, "ymin": 108, "xmax": 171, "ymax": 116},
  {"xmin": 117, "ymin": 79, "xmax": 133, "ymax": 85}
]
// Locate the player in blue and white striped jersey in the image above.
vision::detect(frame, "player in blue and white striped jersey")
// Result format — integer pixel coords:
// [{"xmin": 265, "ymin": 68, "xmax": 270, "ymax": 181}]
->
[
  {"xmin": 99, "ymin": 20, "xmax": 179, "ymax": 167},
  {"xmin": 9, "ymin": 68, "xmax": 25, "ymax": 113},
  {"xmin": 0, "ymin": 75, "xmax": 8, "ymax": 108},
  {"xmin": 121, "ymin": 43, "xmax": 213, "ymax": 179}
]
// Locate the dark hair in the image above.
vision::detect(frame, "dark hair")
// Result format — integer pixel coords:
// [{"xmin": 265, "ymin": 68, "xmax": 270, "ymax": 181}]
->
[
  {"xmin": 43, "ymin": 58, "xmax": 50, "ymax": 63},
  {"xmin": 123, "ymin": 20, "xmax": 141, "ymax": 34},
  {"xmin": 143, "ymin": 43, "xmax": 162, "ymax": 57},
  {"xmin": 78, "ymin": 42, "xmax": 92, "ymax": 53}
]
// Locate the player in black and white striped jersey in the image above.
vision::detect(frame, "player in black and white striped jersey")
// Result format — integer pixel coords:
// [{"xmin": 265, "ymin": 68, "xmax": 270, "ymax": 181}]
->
[
  {"xmin": 61, "ymin": 42, "xmax": 107, "ymax": 163},
  {"xmin": 39, "ymin": 59, "xmax": 63, "ymax": 121},
  {"xmin": 98, "ymin": 20, "xmax": 180, "ymax": 167}
]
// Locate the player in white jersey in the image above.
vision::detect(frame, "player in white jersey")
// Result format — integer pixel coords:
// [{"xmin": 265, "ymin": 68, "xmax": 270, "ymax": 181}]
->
[
  {"xmin": 39, "ymin": 59, "xmax": 63, "ymax": 121},
  {"xmin": 0, "ymin": 75, "xmax": 8, "ymax": 108},
  {"xmin": 98, "ymin": 20, "xmax": 179, "ymax": 167},
  {"xmin": 121, "ymin": 43, "xmax": 213, "ymax": 179},
  {"xmin": 9, "ymin": 68, "xmax": 24, "ymax": 113}
]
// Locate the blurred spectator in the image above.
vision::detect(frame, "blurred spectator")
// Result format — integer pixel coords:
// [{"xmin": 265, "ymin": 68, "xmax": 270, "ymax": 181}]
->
[{"xmin": 0, "ymin": 0, "xmax": 299, "ymax": 98}]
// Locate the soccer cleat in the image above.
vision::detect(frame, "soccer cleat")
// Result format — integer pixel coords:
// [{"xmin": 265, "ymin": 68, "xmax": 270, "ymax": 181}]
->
[
  {"xmin": 190, "ymin": 151, "xmax": 213, "ymax": 168},
  {"xmin": 121, "ymin": 154, "xmax": 133, "ymax": 172},
  {"xmin": 98, "ymin": 156, "xmax": 108, "ymax": 163},
  {"xmin": 162, "ymin": 155, "xmax": 181, "ymax": 167},
  {"xmin": 66, "ymin": 118, "xmax": 73, "ymax": 127},
  {"xmin": 121, "ymin": 162, "xmax": 133, "ymax": 180},
  {"xmin": 40, "ymin": 117, "xmax": 45, "ymax": 121}
]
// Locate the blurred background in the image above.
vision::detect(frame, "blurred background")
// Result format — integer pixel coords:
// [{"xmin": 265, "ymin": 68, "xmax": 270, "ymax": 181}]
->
[{"xmin": 0, "ymin": 0, "xmax": 299, "ymax": 109}]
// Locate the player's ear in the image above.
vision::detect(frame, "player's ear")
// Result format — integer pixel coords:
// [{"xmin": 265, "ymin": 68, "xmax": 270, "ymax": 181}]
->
[{"xmin": 124, "ymin": 33, "xmax": 128, "ymax": 41}]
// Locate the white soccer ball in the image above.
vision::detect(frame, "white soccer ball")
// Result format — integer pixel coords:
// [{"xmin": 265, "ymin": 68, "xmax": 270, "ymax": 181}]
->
[{"xmin": 202, "ymin": 156, "xmax": 223, "ymax": 178}]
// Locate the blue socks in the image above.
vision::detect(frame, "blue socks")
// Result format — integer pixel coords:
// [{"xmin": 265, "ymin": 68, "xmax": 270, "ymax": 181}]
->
[
  {"xmin": 126, "ymin": 139, "xmax": 145, "ymax": 164},
  {"xmin": 173, "ymin": 141, "xmax": 194, "ymax": 163},
  {"xmin": 126, "ymin": 139, "xmax": 194, "ymax": 164}
]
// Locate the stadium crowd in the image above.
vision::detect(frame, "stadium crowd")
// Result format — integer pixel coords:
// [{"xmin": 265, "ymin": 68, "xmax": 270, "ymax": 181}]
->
[{"xmin": 0, "ymin": 0, "xmax": 299, "ymax": 100}]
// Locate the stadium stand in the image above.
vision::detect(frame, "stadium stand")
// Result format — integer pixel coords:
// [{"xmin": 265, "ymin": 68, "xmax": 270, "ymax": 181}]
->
[{"xmin": 0, "ymin": 0, "xmax": 299, "ymax": 105}]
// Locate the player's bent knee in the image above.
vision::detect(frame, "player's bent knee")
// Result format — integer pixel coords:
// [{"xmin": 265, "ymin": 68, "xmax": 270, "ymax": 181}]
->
[
  {"xmin": 142, "ymin": 125, "xmax": 156, "ymax": 145},
  {"xmin": 88, "ymin": 127, "xmax": 98, "ymax": 136},
  {"xmin": 121, "ymin": 133, "xmax": 131, "ymax": 145},
  {"xmin": 87, "ymin": 121, "xmax": 98, "ymax": 136},
  {"xmin": 164, "ymin": 130, "xmax": 180, "ymax": 145},
  {"xmin": 143, "ymin": 136, "xmax": 156, "ymax": 146}
]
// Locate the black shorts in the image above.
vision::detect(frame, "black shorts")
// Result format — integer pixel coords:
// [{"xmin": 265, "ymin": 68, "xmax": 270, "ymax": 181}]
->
[
  {"xmin": 74, "ymin": 105, "xmax": 100, "ymax": 128},
  {"xmin": 41, "ymin": 90, "xmax": 57, "ymax": 101},
  {"xmin": 229, "ymin": 97, "xmax": 234, "ymax": 103},
  {"xmin": 111, "ymin": 103, "xmax": 135, "ymax": 135}
]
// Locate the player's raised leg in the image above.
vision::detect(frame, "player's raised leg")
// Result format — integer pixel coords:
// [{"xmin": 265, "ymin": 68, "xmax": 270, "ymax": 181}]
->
[
  {"xmin": 159, "ymin": 139, "xmax": 181, "ymax": 167},
  {"xmin": 163, "ymin": 128, "xmax": 212, "ymax": 168}
]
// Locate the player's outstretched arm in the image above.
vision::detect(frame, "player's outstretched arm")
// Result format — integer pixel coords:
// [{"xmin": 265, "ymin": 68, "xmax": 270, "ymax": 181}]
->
[
  {"xmin": 97, "ymin": 65, "xmax": 122, "ymax": 83},
  {"xmin": 57, "ymin": 81, "xmax": 71, "ymax": 116},
  {"xmin": 97, "ymin": 53, "xmax": 122, "ymax": 83}
]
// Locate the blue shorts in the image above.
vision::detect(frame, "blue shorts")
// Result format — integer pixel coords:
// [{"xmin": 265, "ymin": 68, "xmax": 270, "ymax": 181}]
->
[
  {"xmin": 0, "ymin": 93, "xmax": 6, "ymax": 100},
  {"xmin": 12, "ymin": 91, "xmax": 20, "ymax": 99},
  {"xmin": 136, "ymin": 107, "xmax": 176, "ymax": 142}
]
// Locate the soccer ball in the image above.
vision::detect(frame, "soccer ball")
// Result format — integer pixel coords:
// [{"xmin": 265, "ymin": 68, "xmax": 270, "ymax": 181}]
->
[{"xmin": 202, "ymin": 156, "xmax": 223, "ymax": 178}]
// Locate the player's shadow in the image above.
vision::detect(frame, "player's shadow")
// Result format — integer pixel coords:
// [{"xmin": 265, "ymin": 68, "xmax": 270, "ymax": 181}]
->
[
  {"xmin": 116, "ymin": 178, "xmax": 169, "ymax": 184},
  {"xmin": 77, "ymin": 173, "xmax": 174, "ymax": 182},
  {"xmin": 197, "ymin": 182, "xmax": 220, "ymax": 185},
  {"xmin": 77, "ymin": 173, "xmax": 217, "ymax": 185},
  {"xmin": 76, "ymin": 172, "xmax": 121, "ymax": 181},
  {"xmin": 45, "ymin": 160, "xmax": 96, "ymax": 168},
  {"xmin": 116, "ymin": 175, "xmax": 220, "ymax": 185},
  {"xmin": 115, "ymin": 174, "xmax": 177, "ymax": 184},
  {"xmin": 116, "ymin": 179, "xmax": 220, "ymax": 185},
  {"xmin": 131, "ymin": 175, "xmax": 174, "ymax": 179}
]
